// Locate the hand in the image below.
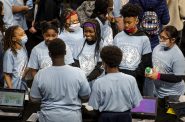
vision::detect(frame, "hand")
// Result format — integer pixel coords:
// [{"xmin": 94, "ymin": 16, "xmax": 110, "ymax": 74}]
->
[
  {"xmin": 145, "ymin": 68, "xmax": 158, "ymax": 80},
  {"xmin": 29, "ymin": 26, "xmax": 37, "ymax": 33},
  {"xmin": 23, "ymin": 6, "xmax": 29, "ymax": 11}
]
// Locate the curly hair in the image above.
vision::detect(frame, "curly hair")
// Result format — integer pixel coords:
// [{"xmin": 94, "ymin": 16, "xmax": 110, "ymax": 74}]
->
[
  {"xmin": 48, "ymin": 38, "xmax": 66, "ymax": 58},
  {"xmin": 100, "ymin": 45, "xmax": 122, "ymax": 68},
  {"xmin": 120, "ymin": 3, "xmax": 142, "ymax": 18}
]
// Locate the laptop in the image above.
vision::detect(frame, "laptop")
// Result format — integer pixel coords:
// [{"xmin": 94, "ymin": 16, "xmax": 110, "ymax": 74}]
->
[
  {"xmin": 0, "ymin": 88, "xmax": 26, "ymax": 117},
  {"xmin": 131, "ymin": 97, "xmax": 158, "ymax": 119}
]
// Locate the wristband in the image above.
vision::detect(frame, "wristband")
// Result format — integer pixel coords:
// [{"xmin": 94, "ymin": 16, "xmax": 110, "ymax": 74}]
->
[{"xmin": 157, "ymin": 73, "xmax": 161, "ymax": 80}]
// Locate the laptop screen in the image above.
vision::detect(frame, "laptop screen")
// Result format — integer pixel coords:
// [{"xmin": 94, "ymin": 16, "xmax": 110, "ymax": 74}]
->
[
  {"xmin": 0, "ymin": 89, "xmax": 25, "ymax": 107},
  {"xmin": 131, "ymin": 97, "xmax": 157, "ymax": 116}
]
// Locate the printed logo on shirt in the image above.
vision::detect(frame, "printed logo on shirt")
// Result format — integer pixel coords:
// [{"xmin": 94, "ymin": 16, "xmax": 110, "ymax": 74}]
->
[
  {"xmin": 40, "ymin": 57, "xmax": 52, "ymax": 69},
  {"xmin": 79, "ymin": 54, "xmax": 96, "ymax": 76},
  {"xmin": 153, "ymin": 58, "xmax": 171, "ymax": 74},
  {"xmin": 120, "ymin": 46, "xmax": 140, "ymax": 68}
]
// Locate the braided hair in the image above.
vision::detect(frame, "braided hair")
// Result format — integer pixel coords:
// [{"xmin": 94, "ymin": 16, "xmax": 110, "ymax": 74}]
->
[{"xmin": 79, "ymin": 19, "xmax": 101, "ymax": 59}]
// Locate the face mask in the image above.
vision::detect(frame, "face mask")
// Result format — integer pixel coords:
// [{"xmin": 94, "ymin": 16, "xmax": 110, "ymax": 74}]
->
[
  {"xmin": 160, "ymin": 42, "xmax": 167, "ymax": 48},
  {"xmin": 21, "ymin": 35, "xmax": 28, "ymax": 45},
  {"xmin": 124, "ymin": 26, "xmax": 136, "ymax": 34},
  {"xmin": 69, "ymin": 23, "xmax": 80, "ymax": 32}
]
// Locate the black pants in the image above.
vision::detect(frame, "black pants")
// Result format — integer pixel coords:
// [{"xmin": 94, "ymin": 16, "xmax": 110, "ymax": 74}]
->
[{"xmin": 99, "ymin": 110, "xmax": 131, "ymax": 122}]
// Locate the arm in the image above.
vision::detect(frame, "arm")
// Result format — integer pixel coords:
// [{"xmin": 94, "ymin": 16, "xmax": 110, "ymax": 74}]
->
[
  {"xmin": 4, "ymin": 73, "xmax": 13, "ymax": 89},
  {"xmin": 12, "ymin": 5, "xmax": 29, "ymax": 13},
  {"xmin": 87, "ymin": 62, "xmax": 103, "ymax": 81},
  {"xmin": 136, "ymin": 53, "xmax": 152, "ymax": 76},
  {"xmin": 30, "ymin": 68, "xmax": 38, "ymax": 78},
  {"xmin": 179, "ymin": 0, "xmax": 185, "ymax": 19}
]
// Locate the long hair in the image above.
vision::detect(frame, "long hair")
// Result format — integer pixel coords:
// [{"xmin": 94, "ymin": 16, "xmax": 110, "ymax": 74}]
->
[
  {"xmin": 3, "ymin": 25, "xmax": 20, "ymax": 55},
  {"xmin": 0, "ymin": 1, "xmax": 5, "ymax": 35},
  {"xmin": 79, "ymin": 19, "xmax": 101, "ymax": 59}
]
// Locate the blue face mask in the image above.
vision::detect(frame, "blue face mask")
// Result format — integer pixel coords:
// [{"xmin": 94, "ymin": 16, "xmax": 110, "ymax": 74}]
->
[{"xmin": 21, "ymin": 35, "xmax": 28, "ymax": 45}]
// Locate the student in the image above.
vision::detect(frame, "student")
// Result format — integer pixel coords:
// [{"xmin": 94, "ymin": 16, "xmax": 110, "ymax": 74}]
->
[
  {"xmin": 0, "ymin": 1, "xmax": 4, "ymax": 84},
  {"xmin": 58, "ymin": 8, "xmax": 83, "ymax": 58},
  {"xmin": 28, "ymin": 20, "xmax": 74, "ymax": 77},
  {"xmin": 91, "ymin": 0, "xmax": 113, "ymax": 46},
  {"xmin": 73, "ymin": 19, "xmax": 103, "ymax": 82},
  {"xmin": 0, "ymin": 0, "xmax": 14, "ymax": 28},
  {"xmin": 12, "ymin": 0, "xmax": 33, "ymax": 30},
  {"xmin": 3, "ymin": 25, "xmax": 28, "ymax": 89},
  {"xmin": 145, "ymin": 25, "xmax": 185, "ymax": 98},
  {"xmin": 89, "ymin": 45, "xmax": 142, "ymax": 122},
  {"xmin": 129, "ymin": 0, "xmax": 170, "ymax": 50},
  {"xmin": 145, "ymin": 25, "xmax": 185, "ymax": 122},
  {"xmin": 113, "ymin": 3, "xmax": 152, "ymax": 94},
  {"xmin": 30, "ymin": 38, "xmax": 91, "ymax": 122}
]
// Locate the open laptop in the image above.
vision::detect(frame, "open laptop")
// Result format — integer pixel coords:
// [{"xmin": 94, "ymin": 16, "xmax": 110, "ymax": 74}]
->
[
  {"xmin": 0, "ymin": 88, "xmax": 26, "ymax": 117},
  {"xmin": 131, "ymin": 97, "xmax": 158, "ymax": 119}
]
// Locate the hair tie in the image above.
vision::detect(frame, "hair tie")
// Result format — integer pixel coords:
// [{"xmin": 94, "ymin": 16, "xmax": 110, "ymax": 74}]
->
[{"xmin": 83, "ymin": 22, "xmax": 96, "ymax": 28}]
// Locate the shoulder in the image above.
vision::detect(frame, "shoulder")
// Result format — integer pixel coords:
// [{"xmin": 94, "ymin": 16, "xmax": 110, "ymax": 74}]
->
[{"xmin": 114, "ymin": 31, "xmax": 126, "ymax": 39}]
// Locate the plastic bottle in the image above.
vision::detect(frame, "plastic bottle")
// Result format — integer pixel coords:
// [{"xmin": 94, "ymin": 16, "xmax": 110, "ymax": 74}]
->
[{"xmin": 145, "ymin": 67, "xmax": 153, "ymax": 75}]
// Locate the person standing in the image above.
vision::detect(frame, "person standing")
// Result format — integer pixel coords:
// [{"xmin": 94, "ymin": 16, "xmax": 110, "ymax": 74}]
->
[
  {"xmin": 89, "ymin": 45, "xmax": 142, "ymax": 122},
  {"xmin": 30, "ymin": 38, "xmax": 91, "ymax": 122}
]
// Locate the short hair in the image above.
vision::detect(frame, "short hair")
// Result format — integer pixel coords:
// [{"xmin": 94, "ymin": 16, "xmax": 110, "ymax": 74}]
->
[
  {"xmin": 120, "ymin": 3, "xmax": 142, "ymax": 18},
  {"xmin": 48, "ymin": 38, "xmax": 66, "ymax": 58},
  {"xmin": 100, "ymin": 45, "xmax": 122, "ymax": 68}
]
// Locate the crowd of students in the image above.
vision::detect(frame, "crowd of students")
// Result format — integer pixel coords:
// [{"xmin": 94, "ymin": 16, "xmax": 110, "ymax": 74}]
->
[{"xmin": 0, "ymin": 0, "xmax": 185, "ymax": 122}]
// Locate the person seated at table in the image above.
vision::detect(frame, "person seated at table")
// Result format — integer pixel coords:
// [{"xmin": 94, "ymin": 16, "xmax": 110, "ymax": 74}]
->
[
  {"xmin": 30, "ymin": 38, "xmax": 91, "ymax": 122},
  {"xmin": 88, "ymin": 45, "xmax": 142, "ymax": 122}
]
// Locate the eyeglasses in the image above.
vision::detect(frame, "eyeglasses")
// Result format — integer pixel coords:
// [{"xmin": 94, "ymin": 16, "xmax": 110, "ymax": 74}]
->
[{"xmin": 159, "ymin": 35, "xmax": 171, "ymax": 41}]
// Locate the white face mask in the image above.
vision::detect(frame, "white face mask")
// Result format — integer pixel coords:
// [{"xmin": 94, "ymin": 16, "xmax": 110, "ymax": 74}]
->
[
  {"xmin": 21, "ymin": 35, "xmax": 28, "ymax": 45},
  {"xmin": 160, "ymin": 42, "xmax": 168, "ymax": 48},
  {"xmin": 69, "ymin": 23, "xmax": 80, "ymax": 32}
]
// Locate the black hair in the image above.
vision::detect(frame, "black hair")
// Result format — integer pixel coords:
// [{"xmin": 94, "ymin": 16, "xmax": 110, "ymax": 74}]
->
[
  {"xmin": 0, "ymin": 1, "xmax": 5, "ymax": 35},
  {"xmin": 161, "ymin": 25, "xmax": 180, "ymax": 44},
  {"xmin": 120, "ymin": 3, "xmax": 142, "ymax": 18},
  {"xmin": 41, "ymin": 19, "xmax": 59, "ymax": 34},
  {"xmin": 100, "ymin": 45, "xmax": 122, "ymax": 68},
  {"xmin": 48, "ymin": 38, "xmax": 66, "ymax": 58},
  {"xmin": 79, "ymin": 19, "xmax": 101, "ymax": 59},
  {"xmin": 3, "ymin": 25, "xmax": 20, "ymax": 55},
  {"xmin": 91, "ymin": 0, "xmax": 109, "ymax": 18}
]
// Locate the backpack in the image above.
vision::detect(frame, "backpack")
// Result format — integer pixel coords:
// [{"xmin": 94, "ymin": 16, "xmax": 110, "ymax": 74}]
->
[
  {"xmin": 139, "ymin": 0, "xmax": 161, "ymax": 36},
  {"xmin": 140, "ymin": 11, "xmax": 159, "ymax": 35}
]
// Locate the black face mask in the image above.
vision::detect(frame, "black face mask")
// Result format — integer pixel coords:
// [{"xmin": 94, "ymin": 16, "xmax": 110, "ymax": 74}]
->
[{"xmin": 86, "ymin": 40, "xmax": 96, "ymax": 45}]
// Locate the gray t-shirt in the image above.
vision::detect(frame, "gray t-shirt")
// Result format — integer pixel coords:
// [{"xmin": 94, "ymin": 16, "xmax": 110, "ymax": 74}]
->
[
  {"xmin": 58, "ymin": 27, "xmax": 84, "ymax": 58},
  {"xmin": 152, "ymin": 44, "xmax": 185, "ymax": 98},
  {"xmin": 88, "ymin": 72, "xmax": 142, "ymax": 112},
  {"xmin": 3, "ymin": 47, "xmax": 28, "ymax": 89},
  {"xmin": 30, "ymin": 65, "xmax": 91, "ymax": 122},
  {"xmin": 113, "ymin": 31, "xmax": 152, "ymax": 70},
  {"xmin": 28, "ymin": 41, "xmax": 74, "ymax": 70}
]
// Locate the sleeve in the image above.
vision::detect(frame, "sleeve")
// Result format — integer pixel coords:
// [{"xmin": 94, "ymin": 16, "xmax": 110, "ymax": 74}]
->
[
  {"xmin": 78, "ymin": 70, "xmax": 91, "ymax": 97},
  {"xmin": 88, "ymin": 81, "xmax": 100, "ymax": 110},
  {"xmin": 3, "ymin": 51, "xmax": 13, "ymax": 73},
  {"xmin": 102, "ymin": 25, "xmax": 113, "ymax": 46},
  {"xmin": 87, "ymin": 62, "xmax": 103, "ymax": 81},
  {"xmin": 160, "ymin": 0, "xmax": 170, "ymax": 25},
  {"xmin": 160, "ymin": 74, "xmax": 185, "ymax": 83},
  {"xmin": 130, "ymin": 77, "xmax": 142, "ymax": 108},
  {"xmin": 26, "ymin": 0, "xmax": 33, "ymax": 7},
  {"xmin": 113, "ymin": 0, "xmax": 122, "ymax": 17},
  {"xmin": 27, "ymin": 48, "xmax": 39, "ymax": 69},
  {"xmin": 142, "ymin": 36, "xmax": 152, "ymax": 55},
  {"xmin": 64, "ymin": 44, "xmax": 74, "ymax": 64},
  {"xmin": 30, "ymin": 73, "xmax": 42, "ymax": 99},
  {"xmin": 179, "ymin": 0, "xmax": 185, "ymax": 19}
]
